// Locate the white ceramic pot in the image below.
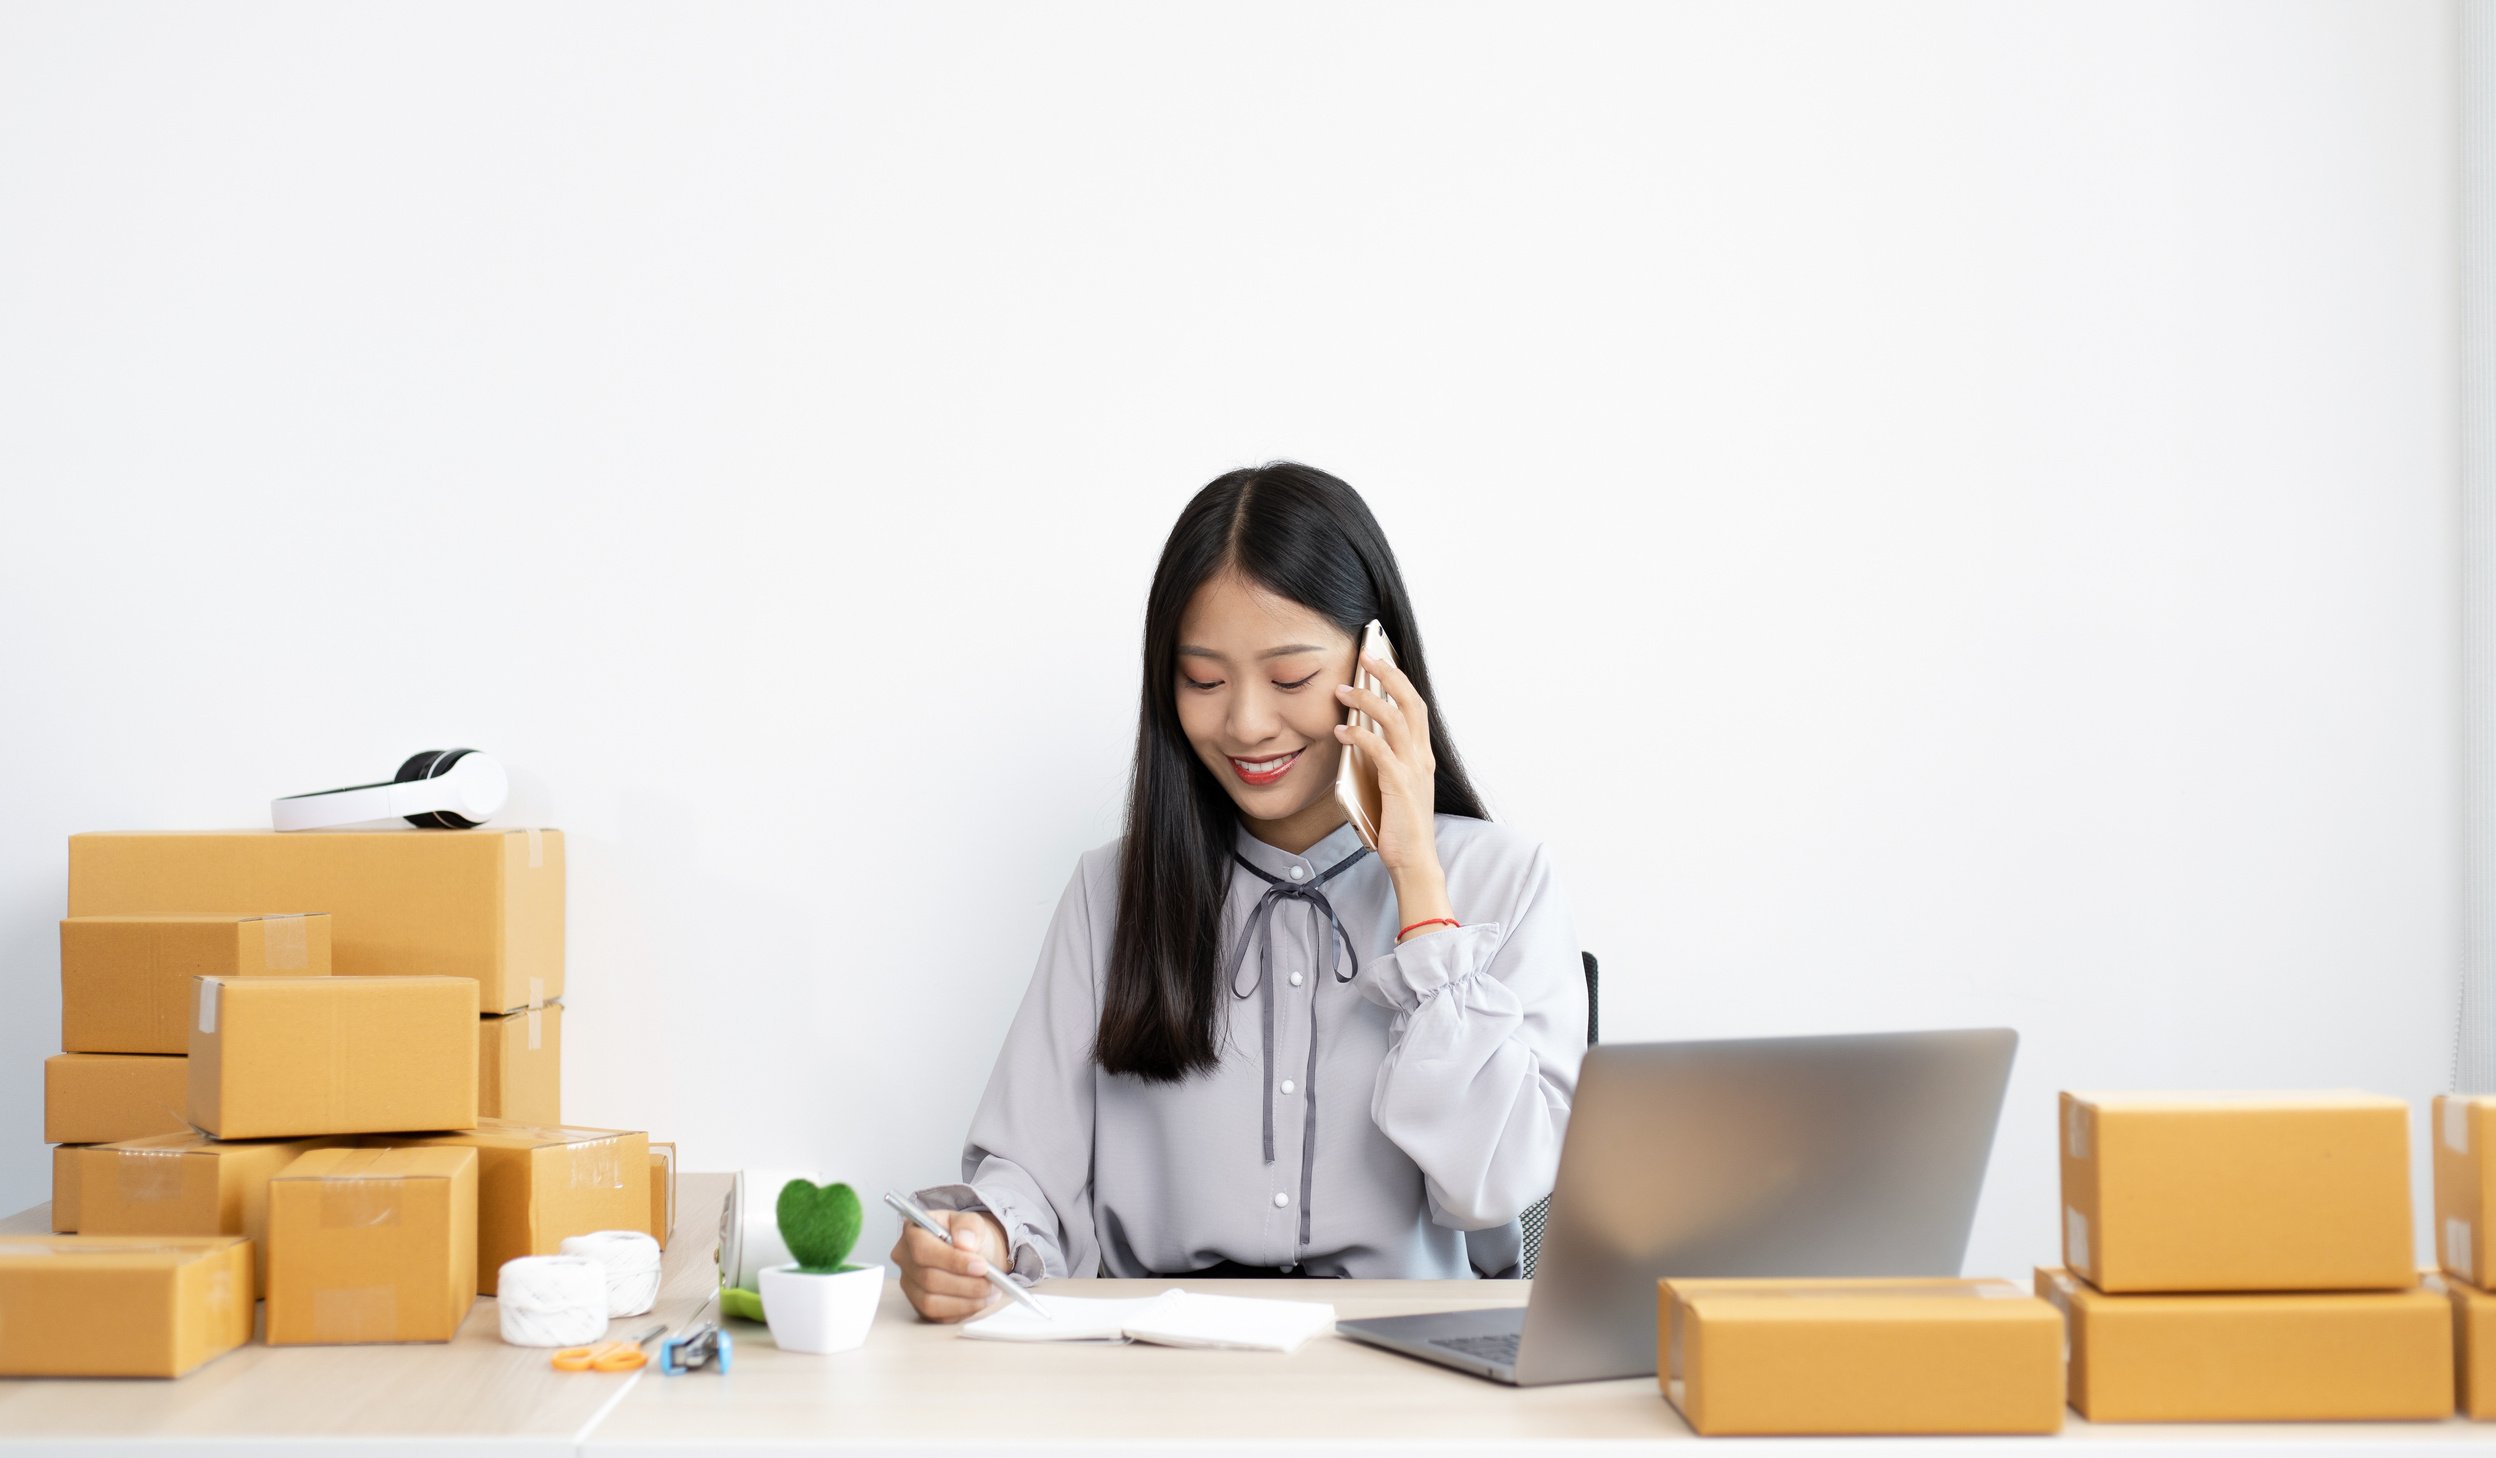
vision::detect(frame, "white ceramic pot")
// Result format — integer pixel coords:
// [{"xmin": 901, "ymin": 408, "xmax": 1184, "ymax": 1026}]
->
[{"xmin": 758, "ymin": 1263, "xmax": 884, "ymax": 1353}]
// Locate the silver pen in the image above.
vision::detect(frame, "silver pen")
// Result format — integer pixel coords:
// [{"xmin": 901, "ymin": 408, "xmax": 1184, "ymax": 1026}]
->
[{"xmin": 883, "ymin": 1189, "xmax": 1054, "ymax": 1320}]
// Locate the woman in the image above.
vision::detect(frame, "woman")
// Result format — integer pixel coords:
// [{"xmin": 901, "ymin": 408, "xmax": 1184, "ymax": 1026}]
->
[{"xmin": 897, "ymin": 461, "xmax": 1587, "ymax": 1319}]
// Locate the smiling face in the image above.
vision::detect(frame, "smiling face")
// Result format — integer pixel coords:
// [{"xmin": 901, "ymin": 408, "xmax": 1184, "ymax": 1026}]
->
[{"xmin": 1174, "ymin": 568, "xmax": 1361, "ymax": 854}]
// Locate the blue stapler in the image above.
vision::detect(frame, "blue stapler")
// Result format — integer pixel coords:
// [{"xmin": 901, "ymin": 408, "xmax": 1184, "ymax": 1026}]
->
[{"xmin": 659, "ymin": 1321, "xmax": 733, "ymax": 1374}]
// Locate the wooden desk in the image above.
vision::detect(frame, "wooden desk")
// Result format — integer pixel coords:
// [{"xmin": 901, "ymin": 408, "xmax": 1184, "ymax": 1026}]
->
[
  {"xmin": 7, "ymin": 1175, "xmax": 2493, "ymax": 1454},
  {"xmin": 587, "ymin": 1185, "xmax": 2494, "ymax": 1455}
]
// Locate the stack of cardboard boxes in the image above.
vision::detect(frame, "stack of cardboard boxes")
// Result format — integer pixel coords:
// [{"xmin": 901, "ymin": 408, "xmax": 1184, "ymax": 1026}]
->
[
  {"xmin": 5, "ymin": 828, "xmax": 678, "ymax": 1379},
  {"xmin": 1650, "ymin": 1087, "xmax": 2496, "ymax": 1434},
  {"xmin": 2041, "ymin": 1090, "xmax": 2455, "ymax": 1422},
  {"xmin": 2435, "ymin": 1093, "xmax": 2496, "ymax": 1420},
  {"xmin": 46, "ymin": 912, "xmax": 334, "ymax": 1206},
  {"xmin": 66, "ymin": 828, "xmax": 569, "ymax": 1122}
]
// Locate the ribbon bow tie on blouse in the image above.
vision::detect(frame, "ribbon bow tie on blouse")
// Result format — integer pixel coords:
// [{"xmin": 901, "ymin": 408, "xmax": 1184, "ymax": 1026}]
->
[{"xmin": 1226, "ymin": 843, "xmax": 1373, "ymax": 1248}]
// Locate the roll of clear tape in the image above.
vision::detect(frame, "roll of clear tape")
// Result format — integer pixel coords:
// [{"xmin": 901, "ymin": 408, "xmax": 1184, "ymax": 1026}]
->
[
  {"xmin": 562, "ymin": 1229, "xmax": 662, "ymax": 1318},
  {"xmin": 719, "ymin": 1168, "xmax": 822, "ymax": 1291},
  {"xmin": 497, "ymin": 1255, "xmax": 608, "ymax": 1347}
]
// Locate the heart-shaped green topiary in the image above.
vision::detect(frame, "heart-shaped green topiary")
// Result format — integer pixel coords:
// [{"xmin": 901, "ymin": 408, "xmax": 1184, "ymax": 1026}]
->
[{"xmin": 777, "ymin": 1179, "xmax": 863, "ymax": 1274}]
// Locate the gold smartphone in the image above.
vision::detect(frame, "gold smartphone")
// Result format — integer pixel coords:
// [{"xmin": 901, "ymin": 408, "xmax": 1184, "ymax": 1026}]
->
[{"xmin": 1334, "ymin": 620, "xmax": 1393, "ymax": 851}]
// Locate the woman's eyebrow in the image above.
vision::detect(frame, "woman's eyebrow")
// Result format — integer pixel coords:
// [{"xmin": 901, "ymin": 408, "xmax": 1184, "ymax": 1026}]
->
[{"xmin": 1176, "ymin": 644, "xmax": 1328, "ymax": 663}]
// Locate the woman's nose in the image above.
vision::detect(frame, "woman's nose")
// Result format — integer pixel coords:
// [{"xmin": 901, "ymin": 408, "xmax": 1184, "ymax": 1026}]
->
[{"xmin": 1226, "ymin": 689, "xmax": 1287, "ymax": 743}]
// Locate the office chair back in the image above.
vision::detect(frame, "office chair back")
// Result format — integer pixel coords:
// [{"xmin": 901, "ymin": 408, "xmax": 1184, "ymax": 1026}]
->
[{"xmin": 1517, "ymin": 950, "xmax": 1596, "ymax": 1279}]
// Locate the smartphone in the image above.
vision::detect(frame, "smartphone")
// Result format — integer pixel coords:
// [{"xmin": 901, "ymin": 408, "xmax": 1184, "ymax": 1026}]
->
[{"xmin": 1334, "ymin": 620, "xmax": 1393, "ymax": 852}]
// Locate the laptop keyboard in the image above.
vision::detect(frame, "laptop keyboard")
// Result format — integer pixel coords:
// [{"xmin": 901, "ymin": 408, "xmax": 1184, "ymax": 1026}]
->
[{"xmin": 1429, "ymin": 1331, "xmax": 1521, "ymax": 1366}]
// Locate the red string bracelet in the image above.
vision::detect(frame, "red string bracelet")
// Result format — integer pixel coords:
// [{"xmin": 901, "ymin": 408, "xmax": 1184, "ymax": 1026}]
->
[{"xmin": 1396, "ymin": 917, "xmax": 1461, "ymax": 942}]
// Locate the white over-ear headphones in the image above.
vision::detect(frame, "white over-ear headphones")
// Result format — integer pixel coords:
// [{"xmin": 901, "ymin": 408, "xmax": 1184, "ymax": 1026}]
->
[{"xmin": 271, "ymin": 749, "xmax": 510, "ymax": 831}]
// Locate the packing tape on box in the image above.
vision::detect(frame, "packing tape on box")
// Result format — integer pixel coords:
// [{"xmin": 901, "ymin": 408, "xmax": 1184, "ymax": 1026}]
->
[
  {"xmin": 198, "ymin": 979, "xmax": 219, "ymax": 1034},
  {"xmin": 206, "ymin": 1261, "xmax": 240, "ymax": 1319},
  {"xmin": 2065, "ymin": 1206, "xmax": 2091, "ymax": 1276},
  {"xmin": 499, "ymin": 1124, "xmax": 620, "ymax": 1150},
  {"xmin": 527, "ymin": 828, "xmax": 544, "ymax": 869},
  {"xmin": 2066, "ymin": 1102, "xmax": 2089, "ymax": 1160},
  {"xmin": 2039, "ymin": 1275, "xmax": 2075, "ymax": 1364},
  {"xmin": 323, "ymin": 1148, "xmax": 390, "ymax": 1177},
  {"xmin": 561, "ymin": 1230, "xmax": 661, "ymax": 1317},
  {"xmin": 262, "ymin": 914, "xmax": 308, "ymax": 971},
  {"xmin": 319, "ymin": 1179, "xmax": 401, "ymax": 1230},
  {"xmin": 2451, "ymin": 1100, "xmax": 2473, "ymax": 1156},
  {"xmin": 527, "ymin": 1007, "xmax": 542, "ymax": 1052},
  {"xmin": 2455, "ymin": 1219, "xmax": 2477, "ymax": 1277},
  {"xmin": 1732, "ymin": 1282, "xmax": 2033, "ymax": 1303},
  {"xmin": 117, "ymin": 1148, "xmax": 189, "ymax": 1204},
  {"xmin": 497, "ymin": 1255, "xmax": 608, "ymax": 1347},
  {"xmin": 568, "ymin": 1138, "xmax": 626, "ymax": 1192},
  {"xmin": 313, "ymin": 1285, "xmax": 398, "ymax": 1343},
  {"xmin": 484, "ymin": 1126, "xmax": 631, "ymax": 1189}
]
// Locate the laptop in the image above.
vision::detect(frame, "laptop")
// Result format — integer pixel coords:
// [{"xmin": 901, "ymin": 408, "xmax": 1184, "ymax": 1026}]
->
[{"xmin": 1335, "ymin": 1026, "xmax": 2018, "ymax": 1385}]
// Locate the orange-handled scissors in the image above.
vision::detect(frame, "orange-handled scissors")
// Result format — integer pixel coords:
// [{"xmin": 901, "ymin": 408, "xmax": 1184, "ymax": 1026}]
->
[{"xmin": 552, "ymin": 1322, "xmax": 666, "ymax": 1373}]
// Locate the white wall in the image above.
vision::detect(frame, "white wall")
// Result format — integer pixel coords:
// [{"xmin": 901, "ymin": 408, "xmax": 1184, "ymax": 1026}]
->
[{"xmin": 0, "ymin": 0, "xmax": 2459, "ymax": 1282}]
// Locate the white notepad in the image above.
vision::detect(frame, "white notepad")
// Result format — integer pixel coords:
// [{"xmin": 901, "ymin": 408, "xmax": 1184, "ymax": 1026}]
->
[{"xmin": 961, "ymin": 1288, "xmax": 1335, "ymax": 1353}]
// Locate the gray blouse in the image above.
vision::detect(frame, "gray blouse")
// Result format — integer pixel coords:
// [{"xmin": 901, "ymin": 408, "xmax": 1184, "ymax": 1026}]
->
[{"xmin": 916, "ymin": 813, "xmax": 1587, "ymax": 1280}]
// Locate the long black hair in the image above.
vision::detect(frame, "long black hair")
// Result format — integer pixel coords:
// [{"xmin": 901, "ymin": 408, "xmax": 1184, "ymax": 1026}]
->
[{"xmin": 1095, "ymin": 461, "xmax": 1492, "ymax": 1082}]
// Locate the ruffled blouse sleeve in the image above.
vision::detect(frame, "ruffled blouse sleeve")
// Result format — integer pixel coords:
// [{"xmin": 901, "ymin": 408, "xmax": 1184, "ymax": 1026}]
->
[{"xmin": 1358, "ymin": 839, "xmax": 1586, "ymax": 1230}]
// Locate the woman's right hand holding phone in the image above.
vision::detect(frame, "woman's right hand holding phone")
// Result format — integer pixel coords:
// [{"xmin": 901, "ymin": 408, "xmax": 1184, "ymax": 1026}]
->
[{"xmin": 892, "ymin": 1207, "xmax": 1014, "ymax": 1322}]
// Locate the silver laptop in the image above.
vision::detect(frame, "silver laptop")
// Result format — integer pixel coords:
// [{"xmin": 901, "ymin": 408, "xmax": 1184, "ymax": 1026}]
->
[{"xmin": 1336, "ymin": 1027, "xmax": 2018, "ymax": 1385}]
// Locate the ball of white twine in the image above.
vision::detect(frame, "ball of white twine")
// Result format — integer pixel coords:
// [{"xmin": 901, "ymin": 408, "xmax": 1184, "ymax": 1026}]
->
[
  {"xmin": 497, "ymin": 1255, "xmax": 609, "ymax": 1347},
  {"xmin": 561, "ymin": 1229, "xmax": 662, "ymax": 1318}
]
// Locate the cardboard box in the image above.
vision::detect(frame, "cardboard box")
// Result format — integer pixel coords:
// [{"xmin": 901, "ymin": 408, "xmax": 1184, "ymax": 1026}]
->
[
  {"xmin": 1658, "ymin": 1277, "xmax": 2063, "ymax": 1436},
  {"xmin": 44, "ymin": 1052, "xmax": 191, "ymax": 1144},
  {"xmin": 2059, "ymin": 1090, "xmax": 2413, "ymax": 1292},
  {"xmin": 51, "ymin": 1145, "xmax": 85, "ymax": 1232},
  {"xmin": 648, "ymin": 1141, "xmax": 677, "ymax": 1249},
  {"xmin": 479, "ymin": 1001, "xmax": 561, "ymax": 1125},
  {"xmin": 68, "ymin": 828, "xmax": 563, "ymax": 1014},
  {"xmin": 2037, "ymin": 1266, "xmax": 2452, "ymax": 1421},
  {"xmin": 190, "ymin": 974, "xmax": 478, "ymax": 1139},
  {"xmin": 2437, "ymin": 1094, "xmax": 2496, "ymax": 1289},
  {"xmin": 0, "ymin": 1234, "xmax": 253, "ymax": 1378},
  {"xmin": 2440, "ymin": 1272, "xmax": 2496, "ymax": 1420},
  {"xmin": 265, "ymin": 1146, "xmax": 479, "ymax": 1345},
  {"xmin": 75, "ymin": 1132, "xmax": 338, "ymax": 1295},
  {"xmin": 62, "ymin": 913, "xmax": 331, "ymax": 1053},
  {"xmin": 380, "ymin": 1121, "xmax": 649, "ymax": 1294}
]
